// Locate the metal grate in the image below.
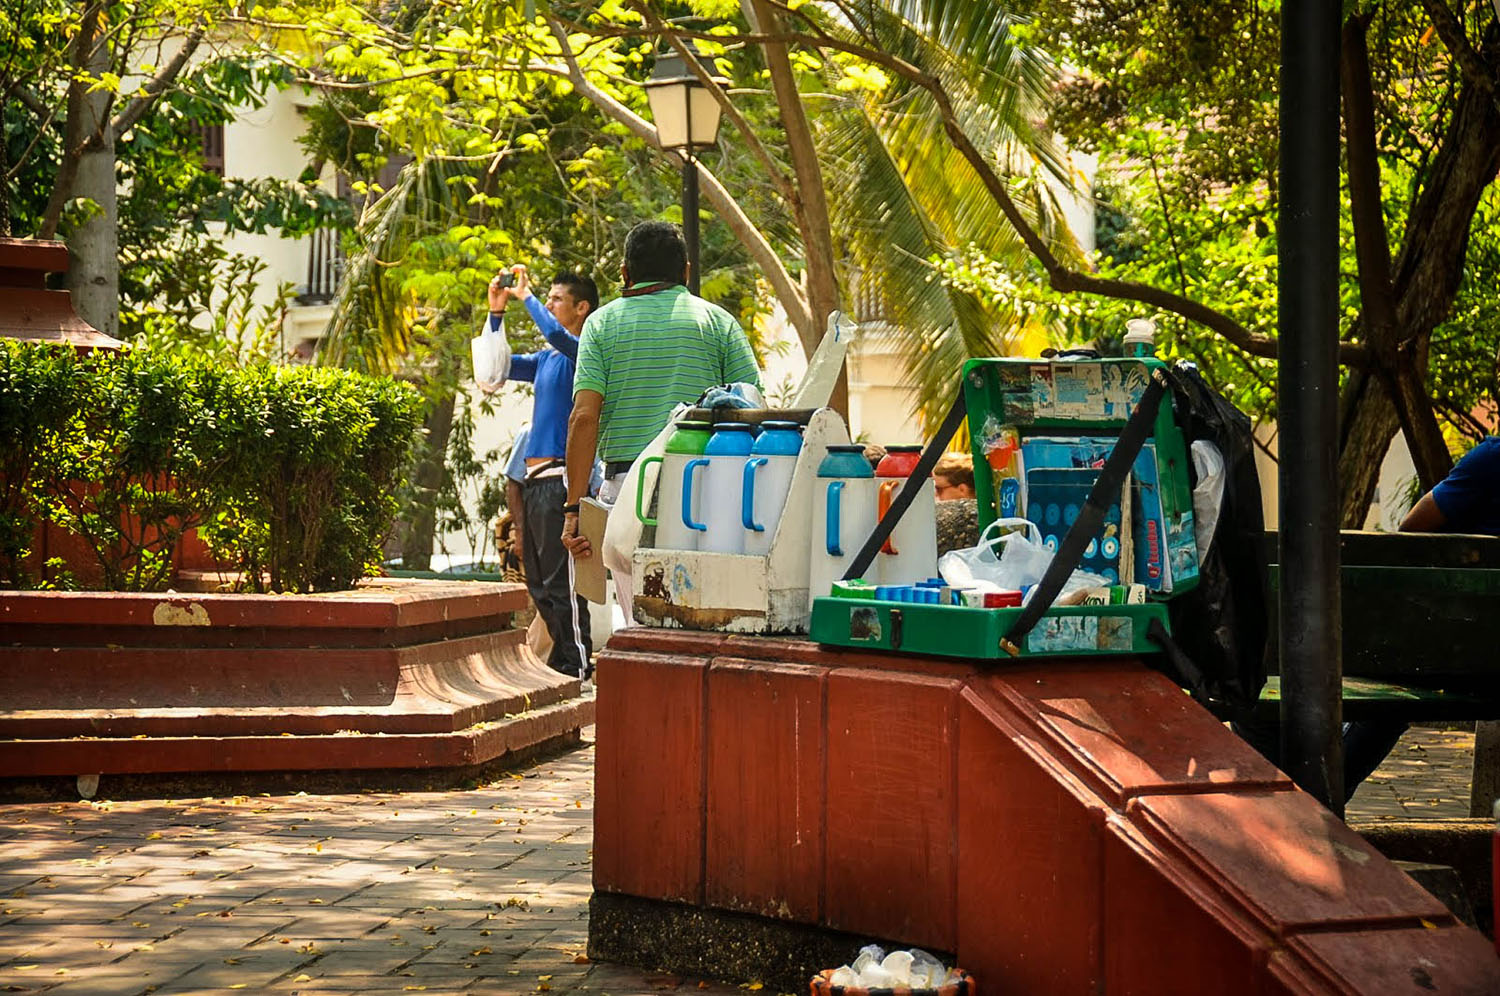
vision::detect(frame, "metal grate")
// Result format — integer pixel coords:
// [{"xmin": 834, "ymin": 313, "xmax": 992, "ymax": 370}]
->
[
  {"xmin": 195, "ymin": 123, "xmax": 224, "ymax": 177},
  {"xmin": 298, "ymin": 228, "xmax": 344, "ymax": 305}
]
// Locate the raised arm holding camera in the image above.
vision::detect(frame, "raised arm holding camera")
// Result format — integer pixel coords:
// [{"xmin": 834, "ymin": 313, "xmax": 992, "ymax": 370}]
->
[{"xmin": 483, "ymin": 264, "xmax": 600, "ymax": 681}]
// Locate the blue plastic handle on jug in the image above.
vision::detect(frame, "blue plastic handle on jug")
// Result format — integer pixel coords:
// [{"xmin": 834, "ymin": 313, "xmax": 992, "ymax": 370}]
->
[
  {"xmin": 826, "ymin": 480, "xmax": 845, "ymax": 556},
  {"xmin": 682, "ymin": 458, "xmax": 709, "ymax": 532},
  {"xmin": 742, "ymin": 457, "xmax": 768, "ymax": 531}
]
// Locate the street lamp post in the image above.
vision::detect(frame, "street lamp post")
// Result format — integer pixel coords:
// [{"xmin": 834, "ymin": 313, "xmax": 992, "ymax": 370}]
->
[{"xmin": 644, "ymin": 50, "xmax": 725, "ymax": 295}]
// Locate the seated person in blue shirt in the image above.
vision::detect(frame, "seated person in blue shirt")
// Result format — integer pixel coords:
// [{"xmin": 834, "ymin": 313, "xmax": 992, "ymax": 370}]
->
[
  {"xmin": 1339, "ymin": 437, "xmax": 1500, "ymax": 794},
  {"xmin": 485, "ymin": 266, "xmax": 600, "ymax": 680},
  {"xmin": 1236, "ymin": 437, "xmax": 1500, "ymax": 802}
]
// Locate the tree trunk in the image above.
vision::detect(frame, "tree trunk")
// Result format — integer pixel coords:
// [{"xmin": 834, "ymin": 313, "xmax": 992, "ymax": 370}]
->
[
  {"xmin": 1334, "ymin": 17, "xmax": 1500, "ymax": 520},
  {"xmin": 63, "ymin": 8, "xmax": 119, "ymax": 338},
  {"xmin": 1341, "ymin": 14, "xmax": 1453, "ymax": 494},
  {"xmin": 745, "ymin": 0, "xmax": 847, "ymax": 415},
  {"xmin": 399, "ymin": 391, "xmax": 457, "ymax": 570},
  {"xmin": 1335, "ymin": 368, "xmax": 1401, "ymax": 527}
]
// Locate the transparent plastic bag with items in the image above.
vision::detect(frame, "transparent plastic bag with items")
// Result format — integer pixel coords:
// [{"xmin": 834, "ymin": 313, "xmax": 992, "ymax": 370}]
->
[
  {"xmin": 938, "ymin": 517, "xmax": 1106, "ymax": 598},
  {"xmin": 826, "ymin": 945, "xmax": 961, "ymax": 991}
]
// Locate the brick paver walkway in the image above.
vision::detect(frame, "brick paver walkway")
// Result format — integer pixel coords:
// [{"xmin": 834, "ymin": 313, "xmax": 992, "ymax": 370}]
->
[
  {"xmin": 1347, "ymin": 724, "xmax": 1479, "ymax": 822},
  {"xmin": 0, "ymin": 724, "xmax": 1479, "ymax": 995},
  {"xmin": 0, "ymin": 740, "xmax": 741, "ymax": 996}
]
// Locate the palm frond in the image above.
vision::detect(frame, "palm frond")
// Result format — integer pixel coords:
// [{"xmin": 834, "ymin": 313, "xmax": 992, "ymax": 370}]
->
[{"xmin": 319, "ymin": 157, "xmax": 474, "ymax": 375}]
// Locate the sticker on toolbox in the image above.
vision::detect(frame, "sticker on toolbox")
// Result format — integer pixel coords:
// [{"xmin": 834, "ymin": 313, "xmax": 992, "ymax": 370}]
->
[
  {"xmin": 1097, "ymin": 616, "xmax": 1134, "ymax": 650},
  {"xmin": 1025, "ymin": 614, "xmax": 1135, "ymax": 653},
  {"xmin": 1002, "ymin": 362, "xmax": 1151, "ymax": 421},
  {"xmin": 1027, "ymin": 614, "xmax": 1097, "ymax": 652},
  {"xmin": 1051, "ymin": 364, "xmax": 1103, "ymax": 417},
  {"xmin": 1027, "ymin": 365, "xmax": 1055, "ymax": 416},
  {"xmin": 848, "ymin": 606, "xmax": 882, "ymax": 642}
]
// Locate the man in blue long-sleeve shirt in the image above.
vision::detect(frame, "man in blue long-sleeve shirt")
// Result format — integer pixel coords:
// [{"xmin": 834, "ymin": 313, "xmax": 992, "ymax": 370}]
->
[{"xmin": 485, "ymin": 265, "xmax": 599, "ymax": 680}]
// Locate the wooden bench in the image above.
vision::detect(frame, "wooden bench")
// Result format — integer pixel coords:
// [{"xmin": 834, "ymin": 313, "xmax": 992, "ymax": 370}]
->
[{"xmin": 1263, "ymin": 530, "xmax": 1500, "ymax": 814}]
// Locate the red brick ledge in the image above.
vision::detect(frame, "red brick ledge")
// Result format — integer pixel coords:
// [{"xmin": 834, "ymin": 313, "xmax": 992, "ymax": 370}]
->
[
  {"xmin": 0, "ymin": 696, "xmax": 594, "ymax": 777},
  {"xmin": 0, "ymin": 578, "xmax": 527, "ymax": 630},
  {"xmin": 592, "ymin": 629, "xmax": 1500, "ymax": 995}
]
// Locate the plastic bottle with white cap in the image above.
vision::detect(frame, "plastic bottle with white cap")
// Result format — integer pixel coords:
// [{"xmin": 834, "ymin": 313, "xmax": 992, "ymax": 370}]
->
[{"xmin": 1124, "ymin": 317, "xmax": 1157, "ymax": 358}]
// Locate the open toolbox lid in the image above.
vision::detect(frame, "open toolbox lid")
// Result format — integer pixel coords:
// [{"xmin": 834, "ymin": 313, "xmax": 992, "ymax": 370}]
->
[{"xmin": 961, "ymin": 356, "xmax": 1200, "ymax": 597}]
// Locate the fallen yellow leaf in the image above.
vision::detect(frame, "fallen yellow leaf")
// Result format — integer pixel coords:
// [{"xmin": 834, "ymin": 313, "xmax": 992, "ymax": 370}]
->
[{"xmin": 294, "ymin": 974, "xmax": 312, "ymax": 982}]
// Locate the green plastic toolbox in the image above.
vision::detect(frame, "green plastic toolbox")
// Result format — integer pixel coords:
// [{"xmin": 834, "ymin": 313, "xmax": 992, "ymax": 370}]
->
[{"xmin": 809, "ymin": 355, "xmax": 1198, "ymax": 659}]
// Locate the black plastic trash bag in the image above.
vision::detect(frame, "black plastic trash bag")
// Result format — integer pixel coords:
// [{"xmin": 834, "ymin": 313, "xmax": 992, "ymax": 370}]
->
[{"xmin": 1148, "ymin": 362, "xmax": 1270, "ymax": 720}]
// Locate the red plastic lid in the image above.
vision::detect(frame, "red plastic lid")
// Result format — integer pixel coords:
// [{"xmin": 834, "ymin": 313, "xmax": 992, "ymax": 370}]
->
[{"xmin": 875, "ymin": 445, "xmax": 923, "ymax": 477}]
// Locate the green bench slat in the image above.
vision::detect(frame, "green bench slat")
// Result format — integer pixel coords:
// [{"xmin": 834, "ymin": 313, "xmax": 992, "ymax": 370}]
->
[{"xmin": 1257, "ymin": 676, "xmax": 1497, "ymax": 722}]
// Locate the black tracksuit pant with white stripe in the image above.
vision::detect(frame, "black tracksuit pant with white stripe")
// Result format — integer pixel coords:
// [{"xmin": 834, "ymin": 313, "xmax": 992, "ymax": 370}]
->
[{"xmin": 521, "ymin": 475, "xmax": 591, "ymax": 677}]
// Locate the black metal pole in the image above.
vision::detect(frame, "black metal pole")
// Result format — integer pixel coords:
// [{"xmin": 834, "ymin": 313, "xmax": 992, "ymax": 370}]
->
[
  {"xmin": 1278, "ymin": 0, "xmax": 1344, "ymax": 814},
  {"xmin": 682, "ymin": 152, "xmax": 700, "ymax": 295}
]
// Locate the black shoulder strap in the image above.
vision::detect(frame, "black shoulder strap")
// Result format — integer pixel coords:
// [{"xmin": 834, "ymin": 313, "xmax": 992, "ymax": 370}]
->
[
  {"xmin": 1000, "ymin": 370, "xmax": 1168, "ymax": 655},
  {"xmin": 842, "ymin": 390, "xmax": 968, "ymax": 583}
]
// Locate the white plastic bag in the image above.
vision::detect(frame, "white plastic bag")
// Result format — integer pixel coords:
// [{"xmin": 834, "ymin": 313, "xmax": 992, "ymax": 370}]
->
[
  {"xmin": 601, "ymin": 402, "xmax": 691, "ymax": 577},
  {"xmin": 939, "ymin": 517, "xmax": 1107, "ymax": 595},
  {"xmin": 1190, "ymin": 439, "xmax": 1225, "ymax": 563},
  {"xmin": 939, "ymin": 518, "xmax": 1050, "ymax": 591},
  {"xmin": 471, "ymin": 316, "xmax": 511, "ymax": 393},
  {"xmin": 791, "ymin": 311, "xmax": 856, "ymax": 409}
]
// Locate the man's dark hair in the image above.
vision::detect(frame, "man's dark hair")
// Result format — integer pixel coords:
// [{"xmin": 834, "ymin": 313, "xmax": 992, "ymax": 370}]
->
[
  {"xmin": 624, "ymin": 220, "xmax": 688, "ymax": 285},
  {"xmin": 552, "ymin": 272, "xmax": 599, "ymax": 312}
]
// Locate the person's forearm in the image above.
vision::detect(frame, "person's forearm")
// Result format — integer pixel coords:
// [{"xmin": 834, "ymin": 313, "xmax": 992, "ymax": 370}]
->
[
  {"xmin": 1399, "ymin": 491, "xmax": 1447, "ymax": 532},
  {"xmin": 566, "ymin": 410, "xmax": 599, "ymax": 505},
  {"xmin": 507, "ymin": 479, "xmax": 524, "ymax": 524},
  {"xmin": 522, "ymin": 294, "xmax": 579, "ymax": 360}
]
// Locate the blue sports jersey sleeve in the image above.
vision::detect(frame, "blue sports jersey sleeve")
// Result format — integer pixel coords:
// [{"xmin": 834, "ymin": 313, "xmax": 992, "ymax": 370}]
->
[
  {"xmin": 523, "ymin": 295, "xmax": 579, "ymax": 362},
  {"xmin": 1430, "ymin": 437, "xmax": 1500, "ymax": 535}
]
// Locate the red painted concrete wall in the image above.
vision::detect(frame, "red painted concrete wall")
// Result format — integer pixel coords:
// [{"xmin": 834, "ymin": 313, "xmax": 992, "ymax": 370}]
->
[
  {"xmin": 0, "ymin": 581, "xmax": 591, "ymax": 778},
  {"xmin": 594, "ymin": 630, "xmax": 1500, "ymax": 995}
]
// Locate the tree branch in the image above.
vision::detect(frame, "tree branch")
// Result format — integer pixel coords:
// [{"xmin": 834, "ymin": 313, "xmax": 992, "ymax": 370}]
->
[
  {"xmin": 13, "ymin": 85, "xmax": 50, "ymax": 120},
  {"xmin": 37, "ymin": 2, "xmax": 105, "ymax": 239},
  {"xmin": 109, "ymin": 23, "xmax": 206, "ymax": 140},
  {"xmin": 1343, "ymin": 12, "xmax": 1452, "ymax": 489},
  {"xmin": 607, "ymin": 14, "xmax": 1366, "ymax": 365},
  {"xmin": 541, "ymin": 15, "xmax": 814, "ymax": 339},
  {"xmin": 1419, "ymin": 0, "xmax": 1499, "ymax": 114},
  {"xmin": 743, "ymin": 0, "xmax": 841, "ymax": 365},
  {"xmin": 628, "ymin": 0, "xmax": 798, "ymax": 207}
]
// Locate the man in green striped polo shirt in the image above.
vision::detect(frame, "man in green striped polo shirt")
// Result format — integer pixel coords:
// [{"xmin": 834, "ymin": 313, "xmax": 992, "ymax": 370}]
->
[{"xmin": 561, "ymin": 221, "xmax": 760, "ymax": 615}]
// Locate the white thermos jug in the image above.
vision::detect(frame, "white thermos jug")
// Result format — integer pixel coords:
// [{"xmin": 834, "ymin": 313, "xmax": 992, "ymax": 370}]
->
[
  {"xmin": 809, "ymin": 444, "xmax": 876, "ymax": 600},
  {"xmin": 742, "ymin": 420, "xmax": 803, "ymax": 556}
]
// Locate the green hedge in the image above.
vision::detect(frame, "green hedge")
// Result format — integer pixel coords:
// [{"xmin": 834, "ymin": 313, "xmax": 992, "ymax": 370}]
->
[{"xmin": 0, "ymin": 342, "xmax": 422, "ymax": 593}]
